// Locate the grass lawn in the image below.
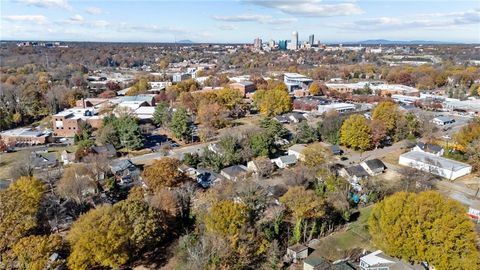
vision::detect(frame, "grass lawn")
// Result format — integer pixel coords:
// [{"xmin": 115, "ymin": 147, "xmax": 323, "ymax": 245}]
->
[
  {"xmin": 0, "ymin": 145, "xmax": 76, "ymax": 179},
  {"xmin": 311, "ymin": 206, "xmax": 375, "ymax": 261}
]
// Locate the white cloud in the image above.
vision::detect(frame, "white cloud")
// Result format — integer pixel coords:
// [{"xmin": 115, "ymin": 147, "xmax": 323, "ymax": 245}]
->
[
  {"xmin": 218, "ymin": 24, "xmax": 238, "ymax": 31},
  {"xmin": 242, "ymin": 0, "xmax": 363, "ymax": 17},
  {"xmin": 337, "ymin": 9, "xmax": 480, "ymax": 31},
  {"xmin": 70, "ymin": 14, "xmax": 84, "ymax": 22},
  {"xmin": 14, "ymin": 0, "xmax": 71, "ymax": 10},
  {"xmin": 212, "ymin": 14, "xmax": 297, "ymax": 24},
  {"xmin": 85, "ymin": 7, "xmax": 104, "ymax": 15},
  {"xmin": 2, "ymin": 15, "xmax": 48, "ymax": 24}
]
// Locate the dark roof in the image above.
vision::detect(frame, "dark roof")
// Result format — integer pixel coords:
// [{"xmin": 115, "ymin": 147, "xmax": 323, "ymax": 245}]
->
[
  {"xmin": 304, "ymin": 256, "xmax": 329, "ymax": 267},
  {"xmin": 330, "ymin": 145, "xmax": 343, "ymax": 154},
  {"xmin": 345, "ymin": 165, "xmax": 369, "ymax": 178},
  {"xmin": 110, "ymin": 159, "xmax": 136, "ymax": 174},
  {"xmin": 92, "ymin": 144, "xmax": 117, "ymax": 157},
  {"xmin": 331, "ymin": 261, "xmax": 356, "ymax": 270},
  {"xmin": 417, "ymin": 142, "xmax": 443, "ymax": 154},
  {"xmin": 363, "ymin": 159, "xmax": 386, "ymax": 171}
]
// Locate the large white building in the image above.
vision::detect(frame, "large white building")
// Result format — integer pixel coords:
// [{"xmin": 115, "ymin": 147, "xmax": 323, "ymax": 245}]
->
[
  {"xmin": 317, "ymin": 103, "xmax": 356, "ymax": 114},
  {"xmin": 326, "ymin": 82, "xmax": 420, "ymax": 96},
  {"xmin": 284, "ymin": 73, "xmax": 313, "ymax": 91},
  {"xmin": 399, "ymin": 150, "xmax": 472, "ymax": 180},
  {"xmin": 288, "ymin": 31, "xmax": 298, "ymax": 50}
]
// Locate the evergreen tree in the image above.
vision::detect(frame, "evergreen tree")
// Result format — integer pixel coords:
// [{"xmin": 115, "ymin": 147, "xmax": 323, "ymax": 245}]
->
[{"xmin": 169, "ymin": 107, "xmax": 192, "ymax": 142}]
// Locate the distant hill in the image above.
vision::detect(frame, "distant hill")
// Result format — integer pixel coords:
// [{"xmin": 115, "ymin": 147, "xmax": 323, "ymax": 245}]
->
[
  {"xmin": 177, "ymin": 39, "xmax": 194, "ymax": 44},
  {"xmin": 344, "ymin": 39, "xmax": 462, "ymax": 45}
]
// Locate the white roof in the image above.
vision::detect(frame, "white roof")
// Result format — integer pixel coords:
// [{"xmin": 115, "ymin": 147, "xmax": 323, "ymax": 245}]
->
[
  {"xmin": 284, "ymin": 72, "xmax": 309, "ymax": 78},
  {"xmin": 361, "ymin": 250, "xmax": 394, "ymax": 266},
  {"xmin": 400, "ymin": 151, "xmax": 472, "ymax": 171},
  {"xmin": 135, "ymin": 106, "xmax": 155, "ymax": 115}
]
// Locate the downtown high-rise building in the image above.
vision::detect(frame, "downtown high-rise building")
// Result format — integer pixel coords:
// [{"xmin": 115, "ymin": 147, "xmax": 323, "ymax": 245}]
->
[
  {"xmin": 253, "ymin": 37, "xmax": 262, "ymax": 49},
  {"xmin": 290, "ymin": 31, "xmax": 298, "ymax": 50},
  {"xmin": 308, "ymin": 34, "xmax": 314, "ymax": 45}
]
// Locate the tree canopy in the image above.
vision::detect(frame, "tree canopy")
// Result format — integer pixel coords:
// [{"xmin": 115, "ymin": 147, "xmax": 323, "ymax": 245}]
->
[
  {"xmin": 169, "ymin": 107, "xmax": 193, "ymax": 142},
  {"xmin": 340, "ymin": 114, "xmax": 372, "ymax": 151},
  {"xmin": 204, "ymin": 200, "xmax": 247, "ymax": 238},
  {"xmin": 0, "ymin": 176, "xmax": 45, "ymax": 252},
  {"xmin": 142, "ymin": 157, "xmax": 186, "ymax": 191},
  {"xmin": 253, "ymin": 84, "xmax": 292, "ymax": 116},
  {"xmin": 67, "ymin": 199, "xmax": 166, "ymax": 269},
  {"xmin": 369, "ymin": 191, "xmax": 479, "ymax": 270}
]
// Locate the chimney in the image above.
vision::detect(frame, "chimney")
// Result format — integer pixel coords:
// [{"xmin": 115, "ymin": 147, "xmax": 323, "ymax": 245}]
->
[{"xmin": 82, "ymin": 98, "xmax": 86, "ymax": 108}]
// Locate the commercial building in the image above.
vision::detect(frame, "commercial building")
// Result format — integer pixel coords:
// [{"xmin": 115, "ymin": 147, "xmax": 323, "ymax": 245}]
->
[
  {"xmin": 0, "ymin": 127, "xmax": 52, "ymax": 146},
  {"xmin": 52, "ymin": 108, "xmax": 103, "ymax": 137},
  {"xmin": 284, "ymin": 73, "xmax": 313, "ymax": 91},
  {"xmin": 308, "ymin": 34, "xmax": 314, "ymax": 45},
  {"xmin": 173, "ymin": 73, "xmax": 192, "ymax": 82},
  {"xmin": 288, "ymin": 31, "xmax": 298, "ymax": 50},
  {"xmin": 399, "ymin": 150, "xmax": 472, "ymax": 180},
  {"xmin": 326, "ymin": 82, "xmax": 420, "ymax": 97},
  {"xmin": 317, "ymin": 103, "xmax": 356, "ymax": 114},
  {"xmin": 253, "ymin": 37, "xmax": 262, "ymax": 49},
  {"xmin": 278, "ymin": 40, "xmax": 288, "ymax": 50},
  {"xmin": 229, "ymin": 81, "xmax": 256, "ymax": 98},
  {"xmin": 445, "ymin": 99, "xmax": 480, "ymax": 115}
]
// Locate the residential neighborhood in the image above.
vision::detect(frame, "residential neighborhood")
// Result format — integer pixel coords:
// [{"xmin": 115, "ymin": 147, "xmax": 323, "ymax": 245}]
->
[{"xmin": 1, "ymin": 1, "xmax": 480, "ymax": 269}]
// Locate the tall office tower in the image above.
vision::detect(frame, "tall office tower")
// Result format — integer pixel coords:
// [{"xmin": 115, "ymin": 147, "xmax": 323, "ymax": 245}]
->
[
  {"xmin": 292, "ymin": 31, "xmax": 298, "ymax": 50},
  {"xmin": 253, "ymin": 37, "xmax": 262, "ymax": 49},
  {"xmin": 309, "ymin": 34, "xmax": 314, "ymax": 45},
  {"xmin": 278, "ymin": 40, "xmax": 287, "ymax": 50}
]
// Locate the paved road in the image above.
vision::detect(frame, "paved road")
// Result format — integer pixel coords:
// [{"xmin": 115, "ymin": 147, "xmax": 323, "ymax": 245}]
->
[
  {"xmin": 337, "ymin": 140, "xmax": 408, "ymax": 166},
  {"xmin": 130, "ymin": 141, "xmax": 212, "ymax": 165}
]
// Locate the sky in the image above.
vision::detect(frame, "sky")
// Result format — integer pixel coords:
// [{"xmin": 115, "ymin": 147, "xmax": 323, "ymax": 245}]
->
[{"xmin": 1, "ymin": 0, "xmax": 479, "ymax": 43}]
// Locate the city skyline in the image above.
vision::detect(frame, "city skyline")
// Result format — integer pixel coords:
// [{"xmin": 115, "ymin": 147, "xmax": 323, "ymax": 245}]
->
[{"xmin": 1, "ymin": 0, "xmax": 479, "ymax": 43}]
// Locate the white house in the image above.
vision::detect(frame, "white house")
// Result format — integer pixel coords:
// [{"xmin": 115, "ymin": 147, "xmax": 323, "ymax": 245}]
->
[
  {"xmin": 399, "ymin": 151, "xmax": 472, "ymax": 180},
  {"xmin": 360, "ymin": 250, "xmax": 422, "ymax": 270},
  {"xmin": 413, "ymin": 142, "xmax": 444, "ymax": 157},
  {"xmin": 272, "ymin": 155, "xmax": 297, "ymax": 169},
  {"xmin": 432, "ymin": 116, "xmax": 455, "ymax": 126},
  {"xmin": 360, "ymin": 159, "xmax": 386, "ymax": 176}
]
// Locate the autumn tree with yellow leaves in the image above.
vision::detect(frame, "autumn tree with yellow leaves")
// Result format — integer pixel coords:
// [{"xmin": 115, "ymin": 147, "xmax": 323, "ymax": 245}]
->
[{"xmin": 369, "ymin": 191, "xmax": 479, "ymax": 270}]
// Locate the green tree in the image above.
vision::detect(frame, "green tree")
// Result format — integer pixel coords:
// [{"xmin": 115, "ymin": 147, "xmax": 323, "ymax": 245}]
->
[
  {"xmin": 73, "ymin": 122, "xmax": 94, "ymax": 148},
  {"xmin": 250, "ymin": 132, "xmax": 275, "ymax": 157},
  {"xmin": 260, "ymin": 117, "xmax": 289, "ymax": 140},
  {"xmin": 153, "ymin": 102, "xmax": 170, "ymax": 127},
  {"xmin": 318, "ymin": 110, "xmax": 344, "ymax": 144},
  {"xmin": 116, "ymin": 115, "xmax": 144, "ymax": 150},
  {"xmin": 372, "ymin": 101, "xmax": 399, "ymax": 134},
  {"xmin": 169, "ymin": 107, "xmax": 193, "ymax": 142},
  {"xmin": 204, "ymin": 200, "xmax": 247, "ymax": 238},
  {"xmin": 369, "ymin": 191, "xmax": 479, "ymax": 270},
  {"xmin": 340, "ymin": 114, "xmax": 372, "ymax": 151},
  {"xmin": 0, "ymin": 177, "xmax": 45, "ymax": 252},
  {"xmin": 294, "ymin": 122, "xmax": 318, "ymax": 144},
  {"xmin": 67, "ymin": 199, "xmax": 165, "ymax": 269},
  {"xmin": 96, "ymin": 123, "xmax": 120, "ymax": 149}
]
